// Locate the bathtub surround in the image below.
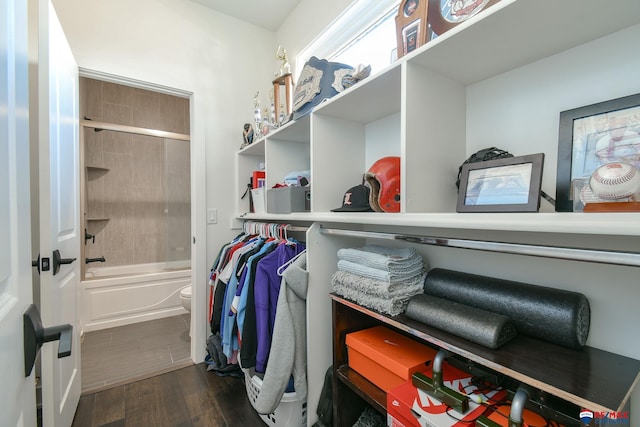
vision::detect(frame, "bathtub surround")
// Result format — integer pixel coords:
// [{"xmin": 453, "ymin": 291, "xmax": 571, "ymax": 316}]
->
[{"xmin": 81, "ymin": 77, "xmax": 191, "ymax": 270}]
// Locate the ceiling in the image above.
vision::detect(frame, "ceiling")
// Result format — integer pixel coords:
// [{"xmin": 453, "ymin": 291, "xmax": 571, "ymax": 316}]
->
[{"xmin": 190, "ymin": 0, "xmax": 303, "ymax": 32}]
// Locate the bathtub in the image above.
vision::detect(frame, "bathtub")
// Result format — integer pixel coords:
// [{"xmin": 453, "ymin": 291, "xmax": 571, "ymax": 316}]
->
[{"xmin": 81, "ymin": 261, "xmax": 191, "ymax": 332}]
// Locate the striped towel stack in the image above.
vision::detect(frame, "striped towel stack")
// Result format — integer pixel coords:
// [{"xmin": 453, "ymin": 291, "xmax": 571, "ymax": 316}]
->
[{"xmin": 331, "ymin": 245, "xmax": 426, "ymax": 316}]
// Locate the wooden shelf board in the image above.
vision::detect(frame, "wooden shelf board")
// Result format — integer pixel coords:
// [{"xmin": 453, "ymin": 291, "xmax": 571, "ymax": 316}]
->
[
  {"xmin": 331, "ymin": 294, "xmax": 640, "ymax": 413},
  {"xmin": 336, "ymin": 365, "xmax": 386, "ymax": 415}
]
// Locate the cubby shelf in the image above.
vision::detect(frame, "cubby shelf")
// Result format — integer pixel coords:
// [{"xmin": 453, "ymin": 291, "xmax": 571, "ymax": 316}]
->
[
  {"xmin": 236, "ymin": 0, "xmax": 640, "ymax": 225},
  {"xmin": 332, "ymin": 295, "xmax": 640, "ymax": 415}
]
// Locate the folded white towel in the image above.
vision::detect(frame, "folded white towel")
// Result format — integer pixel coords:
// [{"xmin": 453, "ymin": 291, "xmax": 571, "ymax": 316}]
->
[
  {"xmin": 337, "ymin": 259, "xmax": 424, "ymax": 283},
  {"xmin": 337, "ymin": 245, "xmax": 425, "ymax": 271},
  {"xmin": 331, "ymin": 270, "xmax": 425, "ymax": 298}
]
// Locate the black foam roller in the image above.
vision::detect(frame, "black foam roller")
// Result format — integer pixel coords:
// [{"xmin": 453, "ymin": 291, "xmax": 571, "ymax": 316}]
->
[
  {"xmin": 405, "ymin": 294, "xmax": 518, "ymax": 349},
  {"xmin": 423, "ymin": 268, "xmax": 590, "ymax": 349}
]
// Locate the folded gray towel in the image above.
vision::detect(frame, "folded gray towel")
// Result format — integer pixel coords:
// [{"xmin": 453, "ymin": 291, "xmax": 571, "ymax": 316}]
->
[
  {"xmin": 332, "ymin": 281, "xmax": 422, "ymax": 316},
  {"xmin": 331, "ymin": 270, "xmax": 426, "ymax": 297}
]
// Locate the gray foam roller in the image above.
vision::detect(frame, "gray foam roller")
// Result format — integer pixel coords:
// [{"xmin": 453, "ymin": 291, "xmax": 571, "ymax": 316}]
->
[{"xmin": 405, "ymin": 294, "xmax": 518, "ymax": 349}]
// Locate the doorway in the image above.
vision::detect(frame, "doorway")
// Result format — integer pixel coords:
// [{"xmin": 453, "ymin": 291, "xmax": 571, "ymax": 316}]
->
[{"xmin": 78, "ymin": 76, "xmax": 193, "ymax": 392}]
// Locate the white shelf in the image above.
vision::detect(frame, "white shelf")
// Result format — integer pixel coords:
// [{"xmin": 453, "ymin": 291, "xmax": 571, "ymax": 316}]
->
[
  {"xmin": 407, "ymin": 0, "xmax": 640, "ymax": 86},
  {"xmin": 236, "ymin": 0, "xmax": 640, "ymax": 221},
  {"xmin": 238, "ymin": 211, "xmax": 640, "ymax": 238},
  {"xmin": 313, "ymin": 64, "xmax": 402, "ymax": 123},
  {"xmin": 237, "ymin": 137, "xmax": 265, "ymax": 157}
]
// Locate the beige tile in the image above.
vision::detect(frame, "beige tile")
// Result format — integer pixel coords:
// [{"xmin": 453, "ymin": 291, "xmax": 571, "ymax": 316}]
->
[
  {"xmin": 169, "ymin": 342, "xmax": 191, "ymax": 363},
  {"xmin": 103, "ymin": 80, "xmax": 133, "ymax": 106},
  {"xmin": 82, "ymin": 77, "xmax": 104, "ymax": 121},
  {"xmin": 132, "ymin": 89, "xmax": 161, "ymax": 130},
  {"xmin": 84, "ymin": 128, "xmax": 104, "ymax": 167},
  {"xmin": 81, "ymin": 80, "xmax": 191, "ymax": 270},
  {"xmin": 81, "ymin": 316, "xmax": 191, "ymax": 393},
  {"xmin": 102, "ymin": 129, "xmax": 133, "ymax": 154}
]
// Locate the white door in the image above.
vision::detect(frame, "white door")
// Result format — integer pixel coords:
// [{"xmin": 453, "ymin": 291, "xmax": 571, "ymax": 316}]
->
[
  {"xmin": 37, "ymin": 1, "xmax": 82, "ymax": 426},
  {"xmin": 0, "ymin": 0, "xmax": 38, "ymax": 425}
]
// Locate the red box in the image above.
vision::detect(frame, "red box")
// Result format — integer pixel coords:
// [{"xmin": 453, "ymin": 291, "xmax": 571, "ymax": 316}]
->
[
  {"xmin": 252, "ymin": 170, "xmax": 265, "ymax": 189},
  {"xmin": 346, "ymin": 326, "xmax": 437, "ymax": 392},
  {"xmin": 387, "ymin": 361, "xmax": 507, "ymax": 427}
]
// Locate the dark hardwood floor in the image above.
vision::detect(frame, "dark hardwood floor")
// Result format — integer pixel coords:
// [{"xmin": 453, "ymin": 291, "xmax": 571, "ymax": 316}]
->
[{"xmin": 71, "ymin": 363, "xmax": 265, "ymax": 427}]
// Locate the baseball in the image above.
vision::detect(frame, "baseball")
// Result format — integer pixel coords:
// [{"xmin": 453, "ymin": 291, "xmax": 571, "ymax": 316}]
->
[{"xmin": 589, "ymin": 162, "xmax": 640, "ymax": 200}]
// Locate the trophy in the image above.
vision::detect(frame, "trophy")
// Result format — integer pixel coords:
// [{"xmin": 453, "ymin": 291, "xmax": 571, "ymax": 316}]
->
[
  {"xmin": 273, "ymin": 46, "xmax": 294, "ymax": 125},
  {"xmin": 253, "ymin": 91, "xmax": 262, "ymax": 139}
]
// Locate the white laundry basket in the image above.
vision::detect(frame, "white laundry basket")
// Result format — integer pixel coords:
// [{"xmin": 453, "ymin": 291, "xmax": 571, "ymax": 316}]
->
[{"xmin": 245, "ymin": 371, "xmax": 307, "ymax": 426}]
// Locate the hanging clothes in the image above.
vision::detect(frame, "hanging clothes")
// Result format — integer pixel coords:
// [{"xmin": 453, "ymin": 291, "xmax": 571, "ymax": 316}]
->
[
  {"xmin": 253, "ymin": 251, "xmax": 308, "ymax": 414},
  {"xmin": 221, "ymin": 237, "xmax": 263, "ymax": 362},
  {"xmin": 254, "ymin": 240, "xmax": 306, "ymax": 373},
  {"xmin": 207, "ymin": 222, "xmax": 307, "ymax": 378}
]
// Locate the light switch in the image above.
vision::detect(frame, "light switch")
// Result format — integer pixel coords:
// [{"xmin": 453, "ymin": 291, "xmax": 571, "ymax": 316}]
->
[{"xmin": 207, "ymin": 208, "xmax": 217, "ymax": 224}]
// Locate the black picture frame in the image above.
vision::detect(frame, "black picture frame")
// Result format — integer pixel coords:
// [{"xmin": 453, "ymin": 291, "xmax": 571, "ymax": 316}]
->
[
  {"xmin": 457, "ymin": 153, "xmax": 545, "ymax": 213},
  {"xmin": 555, "ymin": 92, "xmax": 640, "ymax": 212}
]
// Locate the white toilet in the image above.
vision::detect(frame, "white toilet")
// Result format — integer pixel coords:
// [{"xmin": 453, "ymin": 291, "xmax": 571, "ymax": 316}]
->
[{"xmin": 180, "ymin": 285, "xmax": 192, "ymax": 312}]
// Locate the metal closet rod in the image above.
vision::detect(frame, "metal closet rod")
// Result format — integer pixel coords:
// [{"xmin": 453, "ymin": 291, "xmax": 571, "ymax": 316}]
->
[
  {"xmin": 319, "ymin": 227, "xmax": 640, "ymax": 268},
  {"xmin": 242, "ymin": 220, "xmax": 309, "ymax": 234}
]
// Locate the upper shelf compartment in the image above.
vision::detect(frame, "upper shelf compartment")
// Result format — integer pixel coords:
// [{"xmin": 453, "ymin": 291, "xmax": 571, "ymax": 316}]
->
[
  {"xmin": 313, "ymin": 64, "xmax": 402, "ymax": 124},
  {"xmin": 267, "ymin": 114, "xmax": 310, "ymax": 143},
  {"xmin": 407, "ymin": 0, "xmax": 640, "ymax": 86}
]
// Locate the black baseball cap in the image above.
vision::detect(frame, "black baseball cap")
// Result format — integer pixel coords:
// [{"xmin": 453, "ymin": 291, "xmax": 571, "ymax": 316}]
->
[{"xmin": 332, "ymin": 184, "xmax": 374, "ymax": 212}]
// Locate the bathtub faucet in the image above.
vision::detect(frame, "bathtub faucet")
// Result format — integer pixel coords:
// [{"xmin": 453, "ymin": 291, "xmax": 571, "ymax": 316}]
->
[
  {"xmin": 84, "ymin": 228, "xmax": 95, "ymax": 245},
  {"xmin": 85, "ymin": 257, "xmax": 106, "ymax": 264}
]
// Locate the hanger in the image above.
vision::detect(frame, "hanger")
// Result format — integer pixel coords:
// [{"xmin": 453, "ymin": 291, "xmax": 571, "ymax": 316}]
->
[{"xmin": 277, "ymin": 249, "xmax": 307, "ymax": 276}]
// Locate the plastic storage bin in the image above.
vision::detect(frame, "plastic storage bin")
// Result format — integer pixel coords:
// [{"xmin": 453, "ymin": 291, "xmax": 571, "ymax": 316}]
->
[
  {"xmin": 245, "ymin": 371, "xmax": 307, "ymax": 426},
  {"xmin": 266, "ymin": 187, "xmax": 309, "ymax": 213}
]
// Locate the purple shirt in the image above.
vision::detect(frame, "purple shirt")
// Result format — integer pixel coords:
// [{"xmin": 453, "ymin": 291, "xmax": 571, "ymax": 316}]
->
[{"xmin": 254, "ymin": 241, "xmax": 305, "ymax": 373}]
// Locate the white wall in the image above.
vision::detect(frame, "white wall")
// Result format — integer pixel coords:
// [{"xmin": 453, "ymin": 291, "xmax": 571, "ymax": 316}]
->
[
  {"xmin": 276, "ymin": 0, "xmax": 355, "ymax": 78},
  {"xmin": 52, "ymin": 0, "xmax": 277, "ymax": 361}
]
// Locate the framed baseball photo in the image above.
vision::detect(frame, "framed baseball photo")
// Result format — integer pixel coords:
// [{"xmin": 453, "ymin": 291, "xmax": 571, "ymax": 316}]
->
[
  {"xmin": 395, "ymin": 0, "xmax": 429, "ymax": 58},
  {"xmin": 555, "ymin": 92, "xmax": 640, "ymax": 212},
  {"xmin": 457, "ymin": 153, "xmax": 545, "ymax": 213}
]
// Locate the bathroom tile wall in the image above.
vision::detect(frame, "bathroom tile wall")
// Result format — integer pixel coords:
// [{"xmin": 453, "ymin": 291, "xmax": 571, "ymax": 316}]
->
[{"xmin": 81, "ymin": 78, "xmax": 191, "ymax": 269}]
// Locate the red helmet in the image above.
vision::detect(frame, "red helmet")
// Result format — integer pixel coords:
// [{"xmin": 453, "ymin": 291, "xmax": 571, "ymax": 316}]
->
[{"xmin": 364, "ymin": 156, "xmax": 401, "ymax": 212}]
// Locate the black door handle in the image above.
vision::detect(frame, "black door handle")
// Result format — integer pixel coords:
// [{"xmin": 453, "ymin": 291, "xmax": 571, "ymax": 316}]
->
[
  {"xmin": 31, "ymin": 254, "xmax": 50, "ymax": 274},
  {"xmin": 84, "ymin": 228, "xmax": 95, "ymax": 245},
  {"xmin": 52, "ymin": 249, "xmax": 76, "ymax": 276},
  {"xmin": 32, "ymin": 254, "xmax": 40, "ymax": 274},
  {"xmin": 85, "ymin": 256, "xmax": 105, "ymax": 264},
  {"xmin": 23, "ymin": 304, "xmax": 72, "ymax": 377}
]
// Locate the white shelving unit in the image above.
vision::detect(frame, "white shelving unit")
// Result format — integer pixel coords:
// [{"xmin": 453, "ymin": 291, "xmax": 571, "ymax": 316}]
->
[{"xmin": 234, "ymin": 1, "xmax": 640, "ymax": 424}]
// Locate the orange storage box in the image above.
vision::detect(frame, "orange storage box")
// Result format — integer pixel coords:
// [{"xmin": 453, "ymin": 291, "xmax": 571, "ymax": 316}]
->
[{"xmin": 345, "ymin": 325, "xmax": 437, "ymax": 391}]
